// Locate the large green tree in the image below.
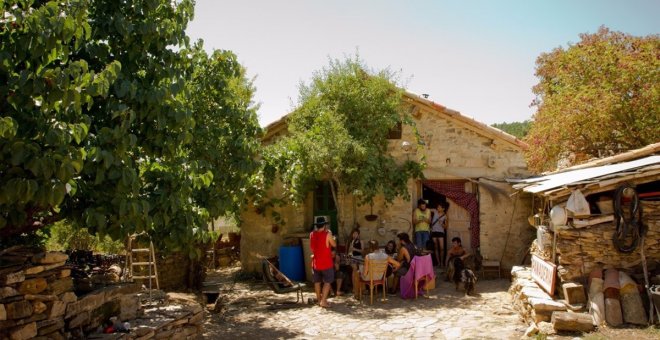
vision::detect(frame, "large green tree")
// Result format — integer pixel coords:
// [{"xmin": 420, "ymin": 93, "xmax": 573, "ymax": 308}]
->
[
  {"xmin": 0, "ymin": 0, "xmax": 260, "ymax": 256},
  {"xmin": 525, "ymin": 27, "xmax": 660, "ymax": 173},
  {"xmin": 256, "ymin": 56, "xmax": 424, "ymax": 226}
]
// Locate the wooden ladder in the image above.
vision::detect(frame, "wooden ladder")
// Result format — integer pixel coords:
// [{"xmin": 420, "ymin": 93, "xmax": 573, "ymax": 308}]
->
[{"xmin": 126, "ymin": 233, "xmax": 160, "ymax": 291}]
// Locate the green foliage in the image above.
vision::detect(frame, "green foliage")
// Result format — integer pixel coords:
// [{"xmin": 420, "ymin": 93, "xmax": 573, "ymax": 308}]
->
[
  {"xmin": 0, "ymin": 1, "xmax": 261, "ymax": 258},
  {"xmin": 491, "ymin": 120, "xmax": 531, "ymax": 139},
  {"xmin": 257, "ymin": 55, "xmax": 424, "ymax": 219},
  {"xmin": 525, "ymin": 27, "xmax": 660, "ymax": 173},
  {"xmin": 45, "ymin": 220, "xmax": 124, "ymax": 254}
]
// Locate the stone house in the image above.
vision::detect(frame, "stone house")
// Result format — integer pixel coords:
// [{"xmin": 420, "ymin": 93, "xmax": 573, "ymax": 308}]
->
[{"xmin": 240, "ymin": 91, "xmax": 534, "ymax": 276}]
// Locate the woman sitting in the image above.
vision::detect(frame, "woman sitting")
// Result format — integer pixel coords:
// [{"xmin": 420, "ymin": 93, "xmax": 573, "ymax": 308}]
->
[
  {"xmin": 390, "ymin": 233, "xmax": 417, "ymax": 293},
  {"xmin": 360, "ymin": 240, "xmax": 400, "ymax": 280}
]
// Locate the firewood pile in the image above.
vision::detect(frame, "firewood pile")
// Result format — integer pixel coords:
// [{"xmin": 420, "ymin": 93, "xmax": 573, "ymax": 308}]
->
[{"xmin": 554, "ymin": 200, "xmax": 660, "ymax": 282}]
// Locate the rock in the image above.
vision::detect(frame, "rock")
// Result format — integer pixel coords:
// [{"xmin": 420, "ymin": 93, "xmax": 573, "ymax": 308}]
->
[
  {"xmin": 1, "ymin": 271, "xmax": 25, "ymax": 285},
  {"xmin": 0, "ymin": 287, "xmax": 20, "ymax": 299},
  {"xmin": 6, "ymin": 300, "xmax": 34, "ymax": 319},
  {"xmin": 65, "ymin": 291, "xmax": 105, "ymax": 318},
  {"xmin": 551, "ymin": 311, "xmax": 595, "ymax": 333},
  {"xmin": 48, "ymin": 278, "xmax": 73, "ymax": 296},
  {"xmin": 528, "ymin": 297, "xmax": 567, "ymax": 312},
  {"xmin": 32, "ymin": 301, "xmax": 47, "ymax": 314},
  {"xmin": 9, "ymin": 321, "xmax": 37, "ymax": 340},
  {"xmin": 67, "ymin": 311, "xmax": 89, "ymax": 329},
  {"xmin": 41, "ymin": 261, "xmax": 66, "ymax": 271},
  {"xmin": 59, "ymin": 269, "xmax": 71, "ymax": 278},
  {"xmin": 32, "ymin": 252, "xmax": 68, "ymax": 265},
  {"xmin": 562, "ymin": 282, "xmax": 586, "ymax": 305},
  {"xmin": 119, "ymin": 295, "xmax": 139, "ymax": 321},
  {"xmin": 25, "ymin": 266, "xmax": 44, "ymax": 275},
  {"xmin": 18, "ymin": 278, "xmax": 48, "ymax": 295},
  {"xmin": 59, "ymin": 292, "xmax": 77, "ymax": 304},
  {"xmin": 521, "ymin": 286, "xmax": 552, "ymax": 300},
  {"xmin": 24, "ymin": 294, "xmax": 57, "ymax": 302},
  {"xmin": 537, "ymin": 321, "xmax": 555, "ymax": 335},
  {"xmin": 48, "ymin": 301, "xmax": 67, "ymax": 319},
  {"xmin": 36, "ymin": 318, "xmax": 64, "ymax": 336},
  {"xmin": 0, "ymin": 304, "xmax": 6, "ymax": 321},
  {"xmin": 523, "ymin": 323, "xmax": 538, "ymax": 337}
]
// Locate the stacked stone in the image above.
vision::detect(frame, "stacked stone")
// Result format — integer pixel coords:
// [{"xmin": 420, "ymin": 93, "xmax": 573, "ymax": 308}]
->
[
  {"xmin": 509, "ymin": 266, "xmax": 568, "ymax": 325},
  {"xmin": 87, "ymin": 294, "xmax": 203, "ymax": 340},
  {"xmin": 0, "ymin": 248, "xmax": 74, "ymax": 340},
  {"xmin": 554, "ymin": 201, "xmax": 660, "ymax": 282}
]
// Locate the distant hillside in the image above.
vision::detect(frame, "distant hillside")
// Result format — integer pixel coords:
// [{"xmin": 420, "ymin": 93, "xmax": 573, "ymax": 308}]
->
[{"xmin": 491, "ymin": 120, "xmax": 531, "ymax": 139}]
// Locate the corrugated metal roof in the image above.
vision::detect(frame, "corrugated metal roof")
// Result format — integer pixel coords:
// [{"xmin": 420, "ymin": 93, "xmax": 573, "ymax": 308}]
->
[{"xmin": 513, "ymin": 155, "xmax": 660, "ymax": 194}]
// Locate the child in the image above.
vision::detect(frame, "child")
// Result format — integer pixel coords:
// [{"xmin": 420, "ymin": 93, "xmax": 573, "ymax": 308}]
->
[{"xmin": 446, "ymin": 237, "xmax": 469, "ymax": 282}]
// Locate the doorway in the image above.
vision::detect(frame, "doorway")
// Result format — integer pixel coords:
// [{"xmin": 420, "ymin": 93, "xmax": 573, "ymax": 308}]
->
[
  {"xmin": 422, "ymin": 181, "xmax": 477, "ymax": 250},
  {"xmin": 313, "ymin": 181, "xmax": 338, "ymax": 235}
]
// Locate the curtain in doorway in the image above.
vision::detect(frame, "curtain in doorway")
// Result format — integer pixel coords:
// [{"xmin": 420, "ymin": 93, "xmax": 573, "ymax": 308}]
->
[{"xmin": 423, "ymin": 180, "xmax": 480, "ymax": 249}]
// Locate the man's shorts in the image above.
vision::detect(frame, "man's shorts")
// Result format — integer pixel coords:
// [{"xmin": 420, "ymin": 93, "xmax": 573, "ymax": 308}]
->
[{"xmin": 313, "ymin": 268, "xmax": 335, "ymax": 283}]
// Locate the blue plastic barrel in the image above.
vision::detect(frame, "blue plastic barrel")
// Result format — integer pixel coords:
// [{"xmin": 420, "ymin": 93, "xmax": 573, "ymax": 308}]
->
[{"xmin": 279, "ymin": 245, "xmax": 305, "ymax": 282}]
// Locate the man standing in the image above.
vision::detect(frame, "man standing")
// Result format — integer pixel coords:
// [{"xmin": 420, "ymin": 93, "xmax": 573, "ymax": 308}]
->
[{"xmin": 310, "ymin": 216, "xmax": 336, "ymax": 308}]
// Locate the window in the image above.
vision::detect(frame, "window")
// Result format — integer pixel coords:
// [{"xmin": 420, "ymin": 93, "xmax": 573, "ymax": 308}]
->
[{"xmin": 387, "ymin": 121, "xmax": 402, "ymax": 139}]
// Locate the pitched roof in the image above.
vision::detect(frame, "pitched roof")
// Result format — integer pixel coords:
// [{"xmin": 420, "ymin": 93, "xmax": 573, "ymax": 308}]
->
[{"xmin": 262, "ymin": 90, "xmax": 528, "ymax": 150}]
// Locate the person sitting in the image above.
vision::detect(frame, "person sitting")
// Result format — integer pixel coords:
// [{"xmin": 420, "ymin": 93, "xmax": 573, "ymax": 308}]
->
[
  {"xmin": 347, "ymin": 228, "xmax": 363, "ymax": 257},
  {"xmin": 446, "ymin": 237, "xmax": 470, "ymax": 282},
  {"xmin": 384, "ymin": 240, "xmax": 397, "ymax": 256},
  {"xmin": 390, "ymin": 233, "xmax": 416, "ymax": 293},
  {"xmin": 360, "ymin": 240, "xmax": 399, "ymax": 279},
  {"xmin": 356, "ymin": 240, "xmax": 399, "ymax": 298},
  {"xmin": 331, "ymin": 248, "xmax": 345, "ymax": 296}
]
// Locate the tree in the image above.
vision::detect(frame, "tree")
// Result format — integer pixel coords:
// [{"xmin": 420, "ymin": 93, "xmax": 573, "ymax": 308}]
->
[
  {"xmin": 491, "ymin": 120, "xmax": 531, "ymax": 139},
  {"xmin": 0, "ymin": 0, "xmax": 261, "ymax": 257},
  {"xmin": 257, "ymin": 56, "xmax": 424, "ymax": 227},
  {"xmin": 525, "ymin": 27, "xmax": 660, "ymax": 173}
]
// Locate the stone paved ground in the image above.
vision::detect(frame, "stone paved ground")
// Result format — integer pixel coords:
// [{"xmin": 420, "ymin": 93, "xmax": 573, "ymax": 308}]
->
[{"xmin": 201, "ymin": 266, "xmax": 526, "ymax": 339}]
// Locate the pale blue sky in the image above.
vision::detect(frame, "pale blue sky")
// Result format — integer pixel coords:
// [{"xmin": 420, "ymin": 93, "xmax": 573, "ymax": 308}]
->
[{"xmin": 186, "ymin": 0, "xmax": 659, "ymax": 127}]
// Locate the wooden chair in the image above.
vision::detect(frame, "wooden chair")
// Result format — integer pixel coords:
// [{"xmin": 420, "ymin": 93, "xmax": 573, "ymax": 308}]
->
[
  {"xmin": 261, "ymin": 259, "xmax": 306, "ymax": 303},
  {"xmin": 357, "ymin": 257, "xmax": 389, "ymax": 304},
  {"xmin": 481, "ymin": 259, "xmax": 501, "ymax": 279}
]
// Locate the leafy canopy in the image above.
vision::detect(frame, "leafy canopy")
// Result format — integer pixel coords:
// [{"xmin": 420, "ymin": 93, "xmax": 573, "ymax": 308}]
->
[
  {"xmin": 525, "ymin": 27, "xmax": 660, "ymax": 173},
  {"xmin": 491, "ymin": 120, "xmax": 531, "ymax": 139},
  {"xmin": 0, "ymin": 0, "xmax": 261, "ymax": 257},
  {"xmin": 257, "ymin": 56, "xmax": 423, "ymax": 215}
]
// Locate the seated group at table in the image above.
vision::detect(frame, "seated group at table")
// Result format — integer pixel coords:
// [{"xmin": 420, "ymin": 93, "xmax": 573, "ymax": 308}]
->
[{"xmin": 331, "ymin": 231, "xmax": 436, "ymax": 297}]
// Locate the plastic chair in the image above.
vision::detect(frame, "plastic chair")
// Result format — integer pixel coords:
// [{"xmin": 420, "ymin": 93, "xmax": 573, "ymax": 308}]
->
[
  {"xmin": 357, "ymin": 257, "xmax": 389, "ymax": 304},
  {"xmin": 261, "ymin": 259, "xmax": 306, "ymax": 303}
]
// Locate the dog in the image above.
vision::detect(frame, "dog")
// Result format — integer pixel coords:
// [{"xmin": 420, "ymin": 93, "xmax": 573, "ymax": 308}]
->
[
  {"xmin": 459, "ymin": 268, "xmax": 477, "ymax": 296},
  {"xmin": 447, "ymin": 256, "xmax": 477, "ymax": 295}
]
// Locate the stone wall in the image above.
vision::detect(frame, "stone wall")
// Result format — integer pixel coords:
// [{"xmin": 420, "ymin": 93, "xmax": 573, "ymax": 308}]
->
[
  {"xmin": 479, "ymin": 179, "xmax": 535, "ymax": 273},
  {"xmin": 239, "ymin": 100, "xmax": 530, "ymax": 274},
  {"xmin": 0, "ymin": 248, "xmax": 202, "ymax": 340},
  {"xmin": 554, "ymin": 200, "xmax": 660, "ymax": 282}
]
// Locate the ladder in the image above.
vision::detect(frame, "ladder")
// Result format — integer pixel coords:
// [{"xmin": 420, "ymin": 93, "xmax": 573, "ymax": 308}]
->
[{"xmin": 126, "ymin": 233, "xmax": 160, "ymax": 291}]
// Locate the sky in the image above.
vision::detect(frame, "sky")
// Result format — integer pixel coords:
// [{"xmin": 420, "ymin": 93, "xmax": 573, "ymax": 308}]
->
[{"xmin": 186, "ymin": 0, "xmax": 659, "ymax": 127}]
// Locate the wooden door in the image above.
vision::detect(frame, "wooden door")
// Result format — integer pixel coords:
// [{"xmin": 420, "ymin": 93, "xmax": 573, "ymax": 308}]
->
[{"xmin": 446, "ymin": 198, "xmax": 471, "ymax": 248}]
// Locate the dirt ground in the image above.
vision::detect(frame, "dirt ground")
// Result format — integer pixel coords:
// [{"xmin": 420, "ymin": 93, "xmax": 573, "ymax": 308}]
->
[{"xmin": 197, "ymin": 265, "xmax": 660, "ymax": 339}]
